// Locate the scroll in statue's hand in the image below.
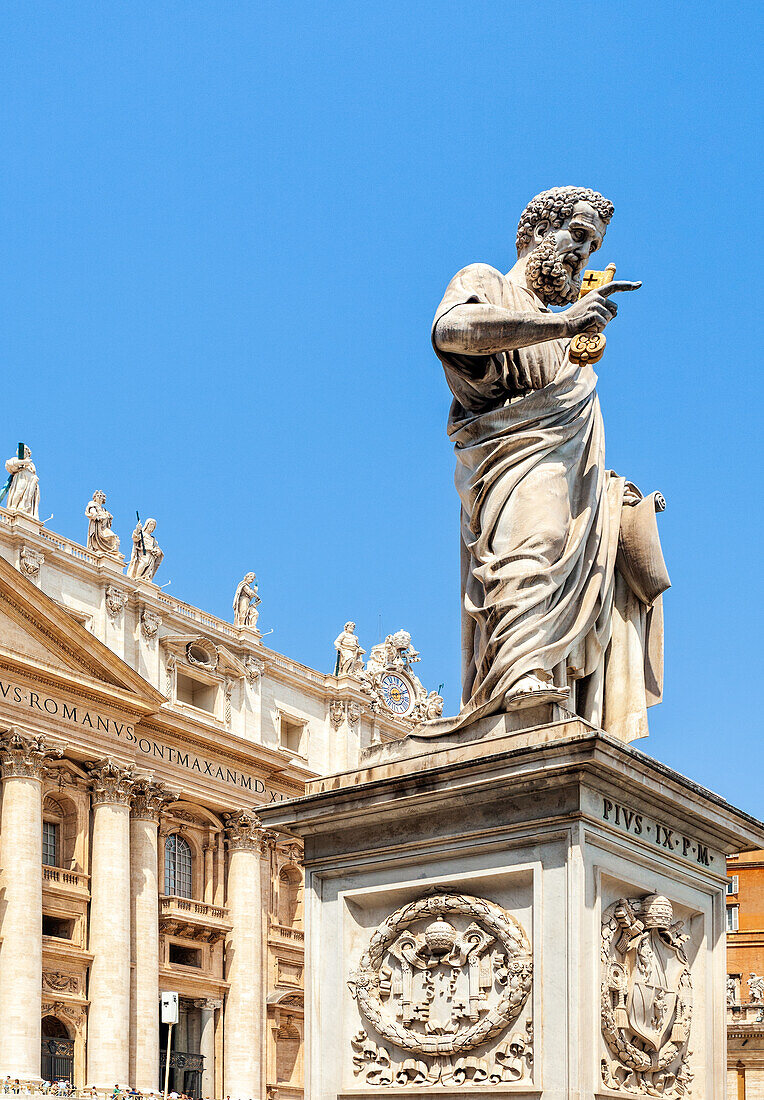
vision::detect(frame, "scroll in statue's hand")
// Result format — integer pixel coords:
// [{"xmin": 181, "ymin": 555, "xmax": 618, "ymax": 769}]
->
[{"xmin": 562, "ymin": 280, "xmax": 642, "ymax": 336}]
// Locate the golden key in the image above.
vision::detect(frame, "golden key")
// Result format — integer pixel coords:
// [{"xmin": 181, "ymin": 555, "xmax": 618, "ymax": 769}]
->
[{"xmin": 569, "ymin": 262, "xmax": 617, "ymax": 366}]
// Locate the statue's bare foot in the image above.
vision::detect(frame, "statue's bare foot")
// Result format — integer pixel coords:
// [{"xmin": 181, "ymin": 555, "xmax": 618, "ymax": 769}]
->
[{"xmin": 505, "ymin": 671, "xmax": 570, "ymax": 710}]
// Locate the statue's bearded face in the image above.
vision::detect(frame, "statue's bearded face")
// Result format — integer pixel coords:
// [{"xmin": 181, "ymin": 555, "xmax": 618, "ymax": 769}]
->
[{"xmin": 524, "ymin": 201, "xmax": 606, "ymax": 306}]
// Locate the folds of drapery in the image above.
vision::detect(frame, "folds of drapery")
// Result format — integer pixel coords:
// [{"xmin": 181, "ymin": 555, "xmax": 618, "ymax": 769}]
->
[{"xmin": 431, "ymin": 264, "xmax": 666, "ymax": 742}]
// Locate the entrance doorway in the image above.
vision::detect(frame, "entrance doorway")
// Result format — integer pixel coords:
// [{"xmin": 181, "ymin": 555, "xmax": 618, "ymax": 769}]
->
[
  {"xmin": 159, "ymin": 1003, "xmax": 204, "ymax": 1100},
  {"xmin": 41, "ymin": 1017, "xmax": 74, "ymax": 1086}
]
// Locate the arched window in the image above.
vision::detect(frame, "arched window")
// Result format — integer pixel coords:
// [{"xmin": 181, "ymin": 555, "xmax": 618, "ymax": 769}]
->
[
  {"xmin": 165, "ymin": 834, "xmax": 193, "ymax": 898},
  {"xmin": 278, "ymin": 868, "xmax": 303, "ymax": 928}
]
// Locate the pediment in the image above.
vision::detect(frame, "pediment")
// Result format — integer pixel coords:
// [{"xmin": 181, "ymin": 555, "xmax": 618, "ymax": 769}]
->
[{"xmin": 0, "ymin": 555, "xmax": 164, "ymax": 710}]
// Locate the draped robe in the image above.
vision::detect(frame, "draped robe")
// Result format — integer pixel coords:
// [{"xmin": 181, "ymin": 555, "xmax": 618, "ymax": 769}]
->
[{"xmin": 432, "ymin": 263, "xmax": 664, "ymax": 742}]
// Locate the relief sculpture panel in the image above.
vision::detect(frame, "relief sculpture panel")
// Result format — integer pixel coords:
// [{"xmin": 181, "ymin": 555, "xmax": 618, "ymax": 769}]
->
[
  {"xmin": 601, "ymin": 894, "xmax": 693, "ymax": 1096},
  {"xmin": 348, "ymin": 891, "xmax": 533, "ymax": 1087}
]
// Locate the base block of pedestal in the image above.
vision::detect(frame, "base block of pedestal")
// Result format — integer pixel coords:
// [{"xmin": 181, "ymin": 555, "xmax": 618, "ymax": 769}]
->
[{"xmin": 261, "ymin": 720, "xmax": 764, "ymax": 1100}]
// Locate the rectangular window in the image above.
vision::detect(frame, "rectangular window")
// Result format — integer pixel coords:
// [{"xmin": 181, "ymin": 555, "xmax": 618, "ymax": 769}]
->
[
  {"xmin": 42, "ymin": 821, "xmax": 59, "ymax": 867},
  {"xmin": 169, "ymin": 943, "xmax": 202, "ymax": 968},
  {"xmin": 42, "ymin": 915, "xmax": 74, "ymax": 939},
  {"xmin": 727, "ymin": 875, "xmax": 739, "ymax": 895},
  {"xmin": 280, "ymin": 714, "xmax": 306, "ymax": 756},
  {"xmin": 176, "ymin": 673, "xmax": 217, "ymax": 715},
  {"xmin": 727, "ymin": 905, "xmax": 739, "ymax": 932}
]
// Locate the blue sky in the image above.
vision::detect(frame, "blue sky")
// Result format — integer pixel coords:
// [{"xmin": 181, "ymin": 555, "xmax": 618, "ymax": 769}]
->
[{"xmin": 1, "ymin": 3, "xmax": 761, "ymax": 813}]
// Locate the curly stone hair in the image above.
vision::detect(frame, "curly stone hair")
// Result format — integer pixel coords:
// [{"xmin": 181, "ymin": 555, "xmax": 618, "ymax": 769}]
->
[{"xmin": 515, "ymin": 186, "xmax": 614, "ymax": 255}]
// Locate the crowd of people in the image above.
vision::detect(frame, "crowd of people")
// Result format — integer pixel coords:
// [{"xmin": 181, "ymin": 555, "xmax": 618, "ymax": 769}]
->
[{"xmin": 0, "ymin": 1085, "xmax": 204, "ymax": 1100}]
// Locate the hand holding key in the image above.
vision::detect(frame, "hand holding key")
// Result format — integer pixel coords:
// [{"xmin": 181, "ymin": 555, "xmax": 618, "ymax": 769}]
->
[{"xmin": 562, "ymin": 279, "xmax": 642, "ymax": 337}]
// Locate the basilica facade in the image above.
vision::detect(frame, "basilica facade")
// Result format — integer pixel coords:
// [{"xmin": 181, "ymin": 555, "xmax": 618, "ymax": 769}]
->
[{"xmin": 0, "ymin": 500, "xmax": 422, "ymax": 1099}]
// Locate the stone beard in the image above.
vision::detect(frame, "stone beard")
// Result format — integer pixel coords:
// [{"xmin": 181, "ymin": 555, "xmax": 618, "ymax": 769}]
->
[
  {"xmin": 524, "ymin": 234, "xmax": 581, "ymax": 306},
  {"xmin": 431, "ymin": 186, "xmax": 667, "ymax": 742}
]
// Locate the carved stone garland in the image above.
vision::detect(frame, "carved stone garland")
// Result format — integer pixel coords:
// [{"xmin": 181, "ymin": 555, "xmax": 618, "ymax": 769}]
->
[
  {"xmin": 349, "ymin": 891, "xmax": 532, "ymax": 1067},
  {"xmin": 601, "ymin": 895, "xmax": 693, "ymax": 1096}
]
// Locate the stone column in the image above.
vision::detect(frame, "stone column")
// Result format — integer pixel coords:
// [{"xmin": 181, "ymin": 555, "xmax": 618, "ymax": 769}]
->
[
  {"xmin": 86, "ymin": 759, "xmax": 135, "ymax": 1088},
  {"xmin": 130, "ymin": 779, "xmax": 173, "ymax": 1092},
  {"xmin": 223, "ymin": 812, "xmax": 274, "ymax": 1100},
  {"xmin": 203, "ymin": 843, "xmax": 214, "ymax": 903},
  {"xmin": 0, "ymin": 731, "xmax": 63, "ymax": 1082},
  {"xmin": 199, "ymin": 999, "xmax": 221, "ymax": 1099}
]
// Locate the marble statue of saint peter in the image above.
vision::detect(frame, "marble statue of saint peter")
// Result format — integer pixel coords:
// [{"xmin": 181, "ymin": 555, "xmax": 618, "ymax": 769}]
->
[{"xmin": 432, "ymin": 186, "xmax": 667, "ymax": 742}]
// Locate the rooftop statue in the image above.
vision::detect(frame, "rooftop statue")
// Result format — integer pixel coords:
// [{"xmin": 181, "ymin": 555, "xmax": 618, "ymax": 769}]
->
[
  {"xmin": 85, "ymin": 490, "xmax": 121, "ymax": 556},
  {"xmin": 2, "ymin": 444, "xmax": 40, "ymax": 519},
  {"xmin": 233, "ymin": 571, "xmax": 261, "ymax": 629},
  {"xmin": 431, "ymin": 186, "xmax": 669, "ymax": 741},
  {"xmin": 333, "ymin": 621, "xmax": 365, "ymax": 675},
  {"xmin": 127, "ymin": 517, "xmax": 163, "ymax": 583}
]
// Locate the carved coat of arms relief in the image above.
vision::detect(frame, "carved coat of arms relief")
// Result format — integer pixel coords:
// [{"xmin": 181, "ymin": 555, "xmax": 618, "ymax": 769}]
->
[
  {"xmin": 348, "ymin": 891, "xmax": 533, "ymax": 1087},
  {"xmin": 601, "ymin": 894, "xmax": 694, "ymax": 1096}
]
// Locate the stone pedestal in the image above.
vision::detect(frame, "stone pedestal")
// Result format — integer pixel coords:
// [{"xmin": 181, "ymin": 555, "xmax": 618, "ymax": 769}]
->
[
  {"xmin": 261, "ymin": 716, "xmax": 764, "ymax": 1100},
  {"xmin": 0, "ymin": 732, "xmax": 62, "ymax": 1082},
  {"xmin": 87, "ymin": 760, "xmax": 134, "ymax": 1089}
]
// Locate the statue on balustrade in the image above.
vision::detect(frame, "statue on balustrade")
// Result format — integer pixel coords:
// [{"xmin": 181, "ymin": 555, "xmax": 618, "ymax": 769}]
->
[
  {"xmin": 233, "ymin": 571, "xmax": 261, "ymax": 629},
  {"xmin": 2, "ymin": 444, "xmax": 40, "ymax": 519},
  {"xmin": 431, "ymin": 186, "xmax": 669, "ymax": 742},
  {"xmin": 127, "ymin": 517, "xmax": 164, "ymax": 582},
  {"xmin": 333, "ymin": 621, "xmax": 365, "ymax": 675},
  {"xmin": 85, "ymin": 490, "xmax": 121, "ymax": 556}
]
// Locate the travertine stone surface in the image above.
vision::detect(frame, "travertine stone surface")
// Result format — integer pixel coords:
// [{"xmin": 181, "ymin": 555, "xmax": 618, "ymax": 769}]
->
[
  {"xmin": 223, "ymin": 812, "xmax": 271, "ymax": 1100},
  {"xmin": 130, "ymin": 779, "xmax": 172, "ymax": 1091},
  {"xmin": 0, "ymin": 731, "xmax": 63, "ymax": 1081},
  {"xmin": 0, "ymin": 776, "xmax": 44, "ymax": 1078},
  {"xmin": 87, "ymin": 761, "xmax": 134, "ymax": 1087},
  {"xmin": 200, "ymin": 1001, "xmax": 219, "ymax": 1099},
  {"xmin": 262, "ymin": 726, "xmax": 764, "ymax": 1099}
]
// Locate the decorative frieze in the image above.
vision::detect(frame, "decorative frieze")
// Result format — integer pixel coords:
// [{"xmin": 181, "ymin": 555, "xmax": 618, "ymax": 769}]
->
[
  {"xmin": 42, "ymin": 971, "xmax": 79, "ymax": 994},
  {"xmin": 0, "ymin": 729, "xmax": 64, "ymax": 780},
  {"xmin": 131, "ymin": 777, "xmax": 175, "ymax": 821},
  {"xmin": 223, "ymin": 809, "xmax": 276, "ymax": 852},
  {"xmin": 600, "ymin": 894, "xmax": 693, "ymax": 1095},
  {"xmin": 41, "ymin": 999, "xmax": 86, "ymax": 1033},
  {"xmin": 87, "ymin": 757, "xmax": 135, "ymax": 805}
]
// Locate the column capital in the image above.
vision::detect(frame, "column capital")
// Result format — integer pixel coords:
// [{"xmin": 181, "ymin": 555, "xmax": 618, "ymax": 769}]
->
[
  {"xmin": 131, "ymin": 777, "xmax": 176, "ymax": 821},
  {"xmin": 223, "ymin": 809, "xmax": 277, "ymax": 852},
  {"xmin": 87, "ymin": 757, "xmax": 135, "ymax": 806},
  {"xmin": 0, "ymin": 728, "xmax": 64, "ymax": 780}
]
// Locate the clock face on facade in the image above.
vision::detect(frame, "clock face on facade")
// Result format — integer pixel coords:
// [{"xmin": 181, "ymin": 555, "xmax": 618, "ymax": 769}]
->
[{"xmin": 380, "ymin": 672, "xmax": 413, "ymax": 716}]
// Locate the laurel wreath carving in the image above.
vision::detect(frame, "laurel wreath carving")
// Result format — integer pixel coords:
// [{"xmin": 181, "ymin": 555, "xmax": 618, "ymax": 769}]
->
[{"xmin": 350, "ymin": 892, "xmax": 532, "ymax": 1057}]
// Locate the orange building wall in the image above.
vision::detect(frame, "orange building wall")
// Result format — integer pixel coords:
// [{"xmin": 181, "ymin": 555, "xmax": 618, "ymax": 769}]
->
[{"xmin": 727, "ymin": 850, "xmax": 764, "ymax": 990}]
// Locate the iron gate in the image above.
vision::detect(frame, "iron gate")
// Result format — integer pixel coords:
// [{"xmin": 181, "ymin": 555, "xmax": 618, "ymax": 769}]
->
[{"xmin": 41, "ymin": 1037, "xmax": 74, "ymax": 1085}]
